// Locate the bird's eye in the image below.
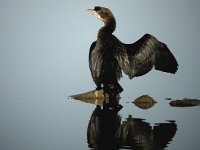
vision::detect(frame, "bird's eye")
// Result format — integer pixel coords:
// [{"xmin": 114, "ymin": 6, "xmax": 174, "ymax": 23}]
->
[{"xmin": 94, "ymin": 6, "xmax": 100, "ymax": 11}]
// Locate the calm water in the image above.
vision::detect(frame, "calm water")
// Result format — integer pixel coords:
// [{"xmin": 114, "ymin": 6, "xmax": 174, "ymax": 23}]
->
[{"xmin": 1, "ymin": 87, "xmax": 199, "ymax": 150}]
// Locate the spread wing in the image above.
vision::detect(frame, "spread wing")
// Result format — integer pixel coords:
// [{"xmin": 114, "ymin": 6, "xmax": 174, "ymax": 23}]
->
[{"xmin": 115, "ymin": 34, "xmax": 179, "ymax": 79}]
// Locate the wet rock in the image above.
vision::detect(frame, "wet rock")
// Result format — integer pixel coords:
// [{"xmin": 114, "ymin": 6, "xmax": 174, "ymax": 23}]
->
[
  {"xmin": 169, "ymin": 98, "xmax": 200, "ymax": 107},
  {"xmin": 70, "ymin": 90, "xmax": 120, "ymax": 106},
  {"xmin": 70, "ymin": 90, "xmax": 108, "ymax": 99},
  {"xmin": 132, "ymin": 95, "xmax": 157, "ymax": 109}
]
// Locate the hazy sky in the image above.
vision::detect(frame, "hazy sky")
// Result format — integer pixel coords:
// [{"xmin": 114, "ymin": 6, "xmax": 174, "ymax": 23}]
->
[{"xmin": 1, "ymin": 0, "xmax": 200, "ymax": 99}]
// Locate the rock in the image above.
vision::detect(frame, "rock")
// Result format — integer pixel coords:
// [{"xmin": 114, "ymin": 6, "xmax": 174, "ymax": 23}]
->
[
  {"xmin": 70, "ymin": 90, "xmax": 108, "ymax": 99},
  {"xmin": 132, "ymin": 95, "xmax": 157, "ymax": 109},
  {"xmin": 70, "ymin": 90, "xmax": 120, "ymax": 106},
  {"xmin": 169, "ymin": 98, "xmax": 200, "ymax": 107}
]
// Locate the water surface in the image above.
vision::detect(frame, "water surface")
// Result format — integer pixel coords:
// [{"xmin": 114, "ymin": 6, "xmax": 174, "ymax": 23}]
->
[{"xmin": 1, "ymin": 88, "xmax": 199, "ymax": 150}]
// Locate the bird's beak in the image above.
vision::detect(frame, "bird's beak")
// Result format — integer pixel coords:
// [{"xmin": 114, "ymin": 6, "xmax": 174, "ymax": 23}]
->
[
  {"xmin": 87, "ymin": 8, "xmax": 103, "ymax": 21},
  {"xmin": 87, "ymin": 9, "xmax": 93, "ymax": 12},
  {"xmin": 87, "ymin": 9, "xmax": 95, "ymax": 15}
]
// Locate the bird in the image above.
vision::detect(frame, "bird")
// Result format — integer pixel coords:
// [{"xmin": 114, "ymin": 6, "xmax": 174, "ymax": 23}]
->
[{"xmin": 88, "ymin": 6, "xmax": 178, "ymax": 94}]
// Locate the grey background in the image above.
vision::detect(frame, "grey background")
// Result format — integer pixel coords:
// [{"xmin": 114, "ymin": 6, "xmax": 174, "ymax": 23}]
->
[
  {"xmin": 1, "ymin": 0, "xmax": 200, "ymax": 150},
  {"xmin": 1, "ymin": 0, "xmax": 200, "ymax": 99}
]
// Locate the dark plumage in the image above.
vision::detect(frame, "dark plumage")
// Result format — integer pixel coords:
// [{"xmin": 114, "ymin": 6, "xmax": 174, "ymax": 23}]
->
[{"xmin": 88, "ymin": 6, "xmax": 178, "ymax": 93}]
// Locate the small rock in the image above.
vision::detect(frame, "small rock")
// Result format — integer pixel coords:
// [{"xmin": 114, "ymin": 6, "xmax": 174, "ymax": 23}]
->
[
  {"xmin": 132, "ymin": 95, "xmax": 157, "ymax": 109},
  {"xmin": 169, "ymin": 98, "xmax": 200, "ymax": 107}
]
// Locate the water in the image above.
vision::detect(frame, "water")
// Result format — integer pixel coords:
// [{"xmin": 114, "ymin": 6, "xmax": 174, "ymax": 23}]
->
[{"xmin": 1, "ymin": 87, "xmax": 199, "ymax": 150}]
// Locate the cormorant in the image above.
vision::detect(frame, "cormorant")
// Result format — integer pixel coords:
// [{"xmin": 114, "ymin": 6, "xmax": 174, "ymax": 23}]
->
[{"xmin": 88, "ymin": 6, "xmax": 178, "ymax": 94}]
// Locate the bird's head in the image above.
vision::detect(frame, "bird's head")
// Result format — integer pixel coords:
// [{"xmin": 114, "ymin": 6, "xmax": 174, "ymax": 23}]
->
[{"xmin": 88, "ymin": 6, "xmax": 115, "ymax": 25}]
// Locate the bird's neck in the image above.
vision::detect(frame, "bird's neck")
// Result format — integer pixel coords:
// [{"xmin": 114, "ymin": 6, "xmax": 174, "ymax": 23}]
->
[{"xmin": 98, "ymin": 17, "xmax": 116, "ymax": 37}]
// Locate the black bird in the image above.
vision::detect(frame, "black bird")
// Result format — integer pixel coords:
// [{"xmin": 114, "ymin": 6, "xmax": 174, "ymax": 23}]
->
[{"xmin": 88, "ymin": 6, "xmax": 178, "ymax": 94}]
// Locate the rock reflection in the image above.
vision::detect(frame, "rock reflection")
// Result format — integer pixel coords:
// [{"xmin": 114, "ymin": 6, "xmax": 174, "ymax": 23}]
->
[{"xmin": 87, "ymin": 109, "xmax": 177, "ymax": 150}]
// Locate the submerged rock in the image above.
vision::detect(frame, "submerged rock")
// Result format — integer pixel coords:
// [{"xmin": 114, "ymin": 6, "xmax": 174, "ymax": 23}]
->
[
  {"xmin": 165, "ymin": 98, "xmax": 172, "ymax": 100},
  {"xmin": 169, "ymin": 98, "xmax": 200, "ymax": 107}
]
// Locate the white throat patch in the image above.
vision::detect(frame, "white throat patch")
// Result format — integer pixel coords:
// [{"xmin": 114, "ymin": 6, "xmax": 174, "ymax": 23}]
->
[{"xmin": 91, "ymin": 11, "xmax": 104, "ymax": 22}]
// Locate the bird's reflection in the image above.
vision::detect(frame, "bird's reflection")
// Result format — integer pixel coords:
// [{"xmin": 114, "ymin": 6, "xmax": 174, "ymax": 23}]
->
[
  {"xmin": 70, "ymin": 91, "xmax": 177, "ymax": 149},
  {"xmin": 87, "ymin": 107, "xmax": 177, "ymax": 150},
  {"xmin": 116, "ymin": 116, "xmax": 177, "ymax": 150},
  {"xmin": 87, "ymin": 105, "xmax": 122, "ymax": 150}
]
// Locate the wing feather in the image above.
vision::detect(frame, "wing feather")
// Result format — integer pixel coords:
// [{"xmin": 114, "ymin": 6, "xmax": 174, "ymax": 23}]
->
[
  {"xmin": 115, "ymin": 34, "xmax": 178, "ymax": 79},
  {"xmin": 89, "ymin": 41, "xmax": 102, "ymax": 86}
]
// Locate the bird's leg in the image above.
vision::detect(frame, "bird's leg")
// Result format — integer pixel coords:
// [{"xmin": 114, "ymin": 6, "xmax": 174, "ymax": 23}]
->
[
  {"xmin": 102, "ymin": 83, "xmax": 110, "ymax": 94},
  {"xmin": 102, "ymin": 83, "xmax": 123, "ymax": 95}
]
